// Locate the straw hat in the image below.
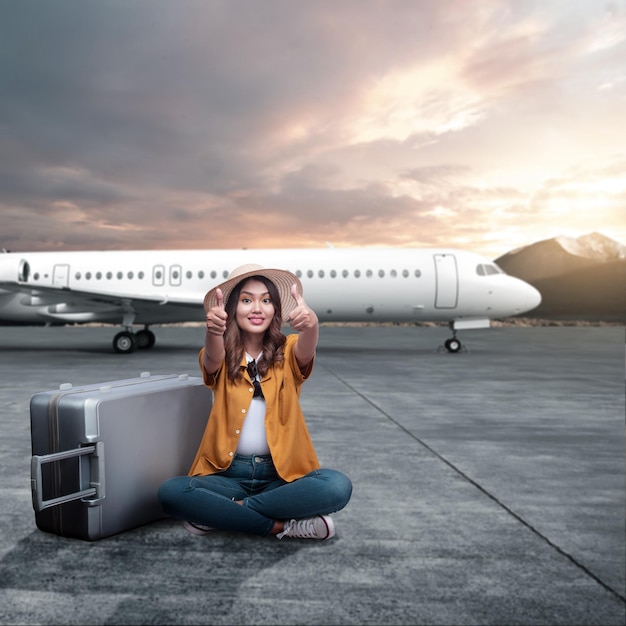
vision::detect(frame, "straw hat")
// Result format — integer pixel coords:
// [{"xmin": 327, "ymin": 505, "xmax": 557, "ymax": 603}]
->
[{"xmin": 203, "ymin": 263, "xmax": 303, "ymax": 320}]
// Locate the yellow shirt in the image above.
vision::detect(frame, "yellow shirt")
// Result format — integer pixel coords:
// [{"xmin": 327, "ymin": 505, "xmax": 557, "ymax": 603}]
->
[{"xmin": 188, "ymin": 333, "xmax": 321, "ymax": 482}]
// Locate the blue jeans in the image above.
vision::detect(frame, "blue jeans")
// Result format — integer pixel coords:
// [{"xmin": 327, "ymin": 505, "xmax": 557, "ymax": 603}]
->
[{"xmin": 158, "ymin": 453, "xmax": 353, "ymax": 537}]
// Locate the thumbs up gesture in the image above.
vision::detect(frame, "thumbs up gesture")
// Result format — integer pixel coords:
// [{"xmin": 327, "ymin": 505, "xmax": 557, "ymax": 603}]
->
[
  {"xmin": 206, "ymin": 288, "xmax": 228, "ymax": 336},
  {"xmin": 288, "ymin": 283, "xmax": 318, "ymax": 332}
]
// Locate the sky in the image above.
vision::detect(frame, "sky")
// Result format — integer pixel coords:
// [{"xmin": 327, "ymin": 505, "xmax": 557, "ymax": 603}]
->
[{"xmin": 1, "ymin": 0, "xmax": 625, "ymax": 260}]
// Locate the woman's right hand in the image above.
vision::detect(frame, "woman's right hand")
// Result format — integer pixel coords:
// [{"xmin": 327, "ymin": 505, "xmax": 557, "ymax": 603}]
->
[{"xmin": 206, "ymin": 288, "xmax": 227, "ymax": 336}]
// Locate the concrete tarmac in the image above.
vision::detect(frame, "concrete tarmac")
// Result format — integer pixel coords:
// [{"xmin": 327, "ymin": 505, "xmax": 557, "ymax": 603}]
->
[{"xmin": 0, "ymin": 324, "xmax": 624, "ymax": 625}]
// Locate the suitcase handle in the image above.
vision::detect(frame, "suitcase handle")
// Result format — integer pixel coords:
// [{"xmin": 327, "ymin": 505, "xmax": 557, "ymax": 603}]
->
[{"xmin": 31, "ymin": 441, "xmax": 105, "ymax": 512}]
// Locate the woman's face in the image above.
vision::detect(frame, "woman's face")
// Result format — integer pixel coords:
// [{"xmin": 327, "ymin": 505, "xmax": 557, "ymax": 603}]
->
[{"xmin": 235, "ymin": 278, "xmax": 275, "ymax": 336}]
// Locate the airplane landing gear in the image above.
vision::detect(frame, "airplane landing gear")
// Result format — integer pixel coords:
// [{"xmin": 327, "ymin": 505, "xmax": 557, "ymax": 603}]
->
[
  {"xmin": 113, "ymin": 331, "xmax": 137, "ymax": 354},
  {"xmin": 444, "ymin": 336, "xmax": 462, "ymax": 353},
  {"xmin": 135, "ymin": 327, "xmax": 156, "ymax": 349},
  {"xmin": 113, "ymin": 326, "xmax": 156, "ymax": 353},
  {"xmin": 438, "ymin": 324, "xmax": 467, "ymax": 354}
]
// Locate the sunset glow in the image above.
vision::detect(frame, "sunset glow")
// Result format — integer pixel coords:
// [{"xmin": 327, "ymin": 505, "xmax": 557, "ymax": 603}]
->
[{"xmin": 0, "ymin": 0, "xmax": 624, "ymax": 259}]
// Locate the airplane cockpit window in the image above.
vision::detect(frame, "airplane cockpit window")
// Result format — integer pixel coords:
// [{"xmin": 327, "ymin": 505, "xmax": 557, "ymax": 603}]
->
[{"xmin": 477, "ymin": 264, "xmax": 502, "ymax": 276}]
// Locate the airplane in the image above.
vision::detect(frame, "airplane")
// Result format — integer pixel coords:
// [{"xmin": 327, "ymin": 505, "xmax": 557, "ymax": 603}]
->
[{"xmin": 0, "ymin": 247, "xmax": 541, "ymax": 354}]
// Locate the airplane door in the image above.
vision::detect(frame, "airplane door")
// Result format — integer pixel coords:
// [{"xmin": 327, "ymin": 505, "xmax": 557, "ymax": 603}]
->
[
  {"xmin": 52, "ymin": 264, "xmax": 70, "ymax": 288},
  {"xmin": 152, "ymin": 265, "xmax": 165, "ymax": 287},
  {"xmin": 434, "ymin": 254, "xmax": 458, "ymax": 308},
  {"xmin": 169, "ymin": 265, "xmax": 182, "ymax": 287}
]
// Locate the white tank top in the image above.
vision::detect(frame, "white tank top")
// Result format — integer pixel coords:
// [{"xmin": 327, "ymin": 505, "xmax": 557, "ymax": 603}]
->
[{"xmin": 236, "ymin": 354, "xmax": 270, "ymax": 455}]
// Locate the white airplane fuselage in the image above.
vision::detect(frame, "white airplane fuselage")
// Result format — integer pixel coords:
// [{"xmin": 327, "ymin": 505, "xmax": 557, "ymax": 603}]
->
[{"xmin": 0, "ymin": 247, "xmax": 541, "ymax": 352}]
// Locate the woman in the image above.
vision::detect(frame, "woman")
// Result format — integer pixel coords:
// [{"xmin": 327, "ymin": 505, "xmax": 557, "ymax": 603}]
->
[{"xmin": 158, "ymin": 264, "xmax": 352, "ymax": 540}]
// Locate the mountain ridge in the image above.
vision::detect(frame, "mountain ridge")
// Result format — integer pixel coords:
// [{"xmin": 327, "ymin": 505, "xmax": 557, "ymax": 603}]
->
[{"xmin": 495, "ymin": 232, "xmax": 626, "ymax": 322}]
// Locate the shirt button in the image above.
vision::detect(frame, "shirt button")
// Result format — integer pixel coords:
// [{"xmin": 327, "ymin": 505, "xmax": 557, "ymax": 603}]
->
[
  {"xmin": 241, "ymin": 409, "xmax": 246, "ymax": 414},
  {"xmin": 249, "ymin": 386, "xmax": 254, "ymax": 393},
  {"xmin": 235, "ymin": 429, "xmax": 240, "ymax": 434},
  {"xmin": 228, "ymin": 451, "xmax": 234, "ymax": 457}
]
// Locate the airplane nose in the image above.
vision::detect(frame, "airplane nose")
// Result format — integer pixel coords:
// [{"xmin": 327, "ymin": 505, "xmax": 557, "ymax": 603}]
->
[{"xmin": 518, "ymin": 281, "xmax": 542, "ymax": 314}]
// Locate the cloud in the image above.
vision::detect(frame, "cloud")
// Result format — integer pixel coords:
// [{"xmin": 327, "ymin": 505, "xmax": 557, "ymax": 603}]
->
[{"xmin": 0, "ymin": 0, "xmax": 625, "ymax": 258}]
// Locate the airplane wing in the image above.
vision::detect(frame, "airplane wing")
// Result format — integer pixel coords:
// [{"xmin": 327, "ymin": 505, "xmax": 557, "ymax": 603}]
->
[{"xmin": 0, "ymin": 283, "xmax": 203, "ymax": 325}]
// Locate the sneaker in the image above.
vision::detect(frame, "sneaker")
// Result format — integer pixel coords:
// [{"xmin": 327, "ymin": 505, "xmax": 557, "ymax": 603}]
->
[
  {"xmin": 182, "ymin": 520, "xmax": 214, "ymax": 536},
  {"xmin": 276, "ymin": 515, "xmax": 335, "ymax": 540}
]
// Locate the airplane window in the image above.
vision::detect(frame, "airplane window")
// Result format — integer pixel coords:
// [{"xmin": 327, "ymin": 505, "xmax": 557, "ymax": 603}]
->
[
  {"xmin": 117, "ymin": 272, "xmax": 123, "ymax": 279},
  {"xmin": 138, "ymin": 271, "xmax": 144, "ymax": 279},
  {"xmin": 366, "ymin": 270, "xmax": 373, "ymax": 277},
  {"xmin": 378, "ymin": 269, "xmax": 385, "ymax": 277},
  {"xmin": 415, "ymin": 269, "xmax": 421, "ymax": 278},
  {"xmin": 128, "ymin": 272, "xmax": 134, "ymax": 279},
  {"xmin": 18, "ymin": 260, "xmax": 30, "ymax": 282},
  {"xmin": 342, "ymin": 269, "xmax": 348, "ymax": 278},
  {"xmin": 295, "ymin": 270, "xmax": 302, "ymax": 278},
  {"xmin": 155, "ymin": 270, "xmax": 162, "ymax": 280},
  {"xmin": 96, "ymin": 272, "xmax": 102, "ymax": 280},
  {"xmin": 330, "ymin": 270, "xmax": 336, "ymax": 278},
  {"xmin": 222, "ymin": 270, "xmax": 229, "ymax": 278},
  {"xmin": 318, "ymin": 270, "xmax": 325, "ymax": 278},
  {"xmin": 402, "ymin": 269, "xmax": 409, "ymax": 277},
  {"xmin": 354, "ymin": 270, "xmax": 361, "ymax": 278},
  {"xmin": 106, "ymin": 272, "xmax": 112, "ymax": 280},
  {"xmin": 199, "ymin": 271, "xmax": 205, "ymax": 279},
  {"xmin": 75, "ymin": 272, "xmax": 81, "ymax": 280},
  {"xmin": 86, "ymin": 272, "xmax": 92, "ymax": 280},
  {"xmin": 307, "ymin": 270, "xmax": 313, "ymax": 278},
  {"xmin": 33, "ymin": 272, "xmax": 40, "ymax": 280},
  {"xmin": 186, "ymin": 271, "xmax": 192, "ymax": 279},
  {"xmin": 210, "ymin": 271, "xmax": 216, "ymax": 279},
  {"xmin": 172, "ymin": 270, "xmax": 179, "ymax": 280},
  {"xmin": 390, "ymin": 269, "xmax": 397, "ymax": 277}
]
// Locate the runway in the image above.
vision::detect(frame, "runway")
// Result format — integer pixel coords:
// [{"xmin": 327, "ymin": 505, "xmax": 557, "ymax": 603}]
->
[{"xmin": 0, "ymin": 324, "xmax": 624, "ymax": 625}]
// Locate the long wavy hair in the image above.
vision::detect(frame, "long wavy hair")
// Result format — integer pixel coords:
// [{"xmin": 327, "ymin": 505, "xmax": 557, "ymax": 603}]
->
[{"xmin": 223, "ymin": 276, "xmax": 286, "ymax": 382}]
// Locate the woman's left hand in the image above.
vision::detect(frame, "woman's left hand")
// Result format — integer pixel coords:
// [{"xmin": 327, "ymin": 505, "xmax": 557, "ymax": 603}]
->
[{"xmin": 288, "ymin": 283, "xmax": 318, "ymax": 332}]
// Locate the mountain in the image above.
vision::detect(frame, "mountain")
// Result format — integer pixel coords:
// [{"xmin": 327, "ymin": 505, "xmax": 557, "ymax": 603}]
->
[
  {"xmin": 495, "ymin": 232, "xmax": 626, "ymax": 282},
  {"xmin": 495, "ymin": 232, "xmax": 626, "ymax": 322}
]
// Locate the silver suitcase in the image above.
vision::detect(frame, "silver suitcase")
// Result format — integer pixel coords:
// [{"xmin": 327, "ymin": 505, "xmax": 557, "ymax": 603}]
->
[{"xmin": 30, "ymin": 372, "xmax": 211, "ymax": 541}]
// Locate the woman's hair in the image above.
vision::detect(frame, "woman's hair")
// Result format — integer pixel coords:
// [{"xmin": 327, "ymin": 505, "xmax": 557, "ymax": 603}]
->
[{"xmin": 223, "ymin": 276, "xmax": 286, "ymax": 382}]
